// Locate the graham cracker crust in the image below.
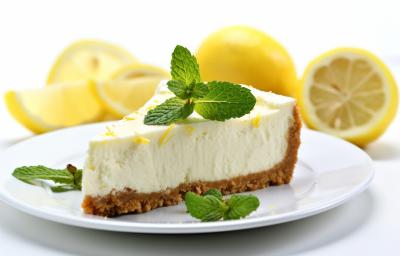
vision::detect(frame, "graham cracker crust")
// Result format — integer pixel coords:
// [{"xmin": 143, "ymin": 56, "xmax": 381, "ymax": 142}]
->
[{"xmin": 82, "ymin": 106, "xmax": 302, "ymax": 217}]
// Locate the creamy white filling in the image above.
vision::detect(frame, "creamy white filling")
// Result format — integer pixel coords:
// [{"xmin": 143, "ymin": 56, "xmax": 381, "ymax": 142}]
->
[{"xmin": 83, "ymin": 81, "xmax": 296, "ymax": 196}]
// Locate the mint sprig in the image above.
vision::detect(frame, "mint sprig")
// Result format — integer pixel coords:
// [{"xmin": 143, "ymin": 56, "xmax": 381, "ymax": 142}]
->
[
  {"xmin": 185, "ymin": 189, "xmax": 260, "ymax": 222},
  {"xmin": 12, "ymin": 164, "xmax": 82, "ymax": 192},
  {"xmin": 144, "ymin": 45, "xmax": 256, "ymax": 125}
]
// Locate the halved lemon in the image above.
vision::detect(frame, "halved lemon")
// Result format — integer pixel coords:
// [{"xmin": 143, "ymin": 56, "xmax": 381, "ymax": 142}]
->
[
  {"xmin": 47, "ymin": 39, "xmax": 137, "ymax": 84},
  {"xmin": 298, "ymin": 48, "xmax": 398, "ymax": 146},
  {"xmin": 111, "ymin": 63, "xmax": 170, "ymax": 81},
  {"xmin": 4, "ymin": 81, "xmax": 104, "ymax": 133},
  {"xmin": 93, "ymin": 77, "xmax": 165, "ymax": 118}
]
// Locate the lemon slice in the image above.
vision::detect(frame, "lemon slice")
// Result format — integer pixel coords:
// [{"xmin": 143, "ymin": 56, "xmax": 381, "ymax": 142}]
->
[
  {"xmin": 111, "ymin": 63, "xmax": 170, "ymax": 81},
  {"xmin": 298, "ymin": 48, "xmax": 398, "ymax": 146},
  {"xmin": 47, "ymin": 40, "xmax": 137, "ymax": 84},
  {"xmin": 93, "ymin": 77, "xmax": 164, "ymax": 118},
  {"xmin": 4, "ymin": 81, "xmax": 104, "ymax": 133}
]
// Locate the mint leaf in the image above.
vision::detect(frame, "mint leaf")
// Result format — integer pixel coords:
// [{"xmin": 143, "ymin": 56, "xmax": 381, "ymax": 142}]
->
[
  {"xmin": 204, "ymin": 188, "xmax": 223, "ymax": 200},
  {"xmin": 194, "ymin": 81, "xmax": 256, "ymax": 121},
  {"xmin": 144, "ymin": 97, "xmax": 194, "ymax": 125},
  {"xmin": 224, "ymin": 195, "xmax": 260, "ymax": 220},
  {"xmin": 12, "ymin": 165, "xmax": 83, "ymax": 193},
  {"xmin": 185, "ymin": 192, "xmax": 228, "ymax": 222},
  {"xmin": 171, "ymin": 45, "xmax": 201, "ymax": 85},
  {"xmin": 167, "ymin": 80, "xmax": 192, "ymax": 99},
  {"xmin": 192, "ymin": 82, "xmax": 209, "ymax": 99},
  {"xmin": 13, "ymin": 165, "xmax": 75, "ymax": 185}
]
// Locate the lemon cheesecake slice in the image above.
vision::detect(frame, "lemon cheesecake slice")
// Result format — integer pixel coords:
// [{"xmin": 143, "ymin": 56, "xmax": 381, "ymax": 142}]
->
[{"xmin": 82, "ymin": 81, "xmax": 301, "ymax": 216}]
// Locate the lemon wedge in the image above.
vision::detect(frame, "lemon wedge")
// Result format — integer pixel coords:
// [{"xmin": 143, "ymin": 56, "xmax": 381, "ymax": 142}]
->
[
  {"xmin": 4, "ymin": 81, "xmax": 104, "ymax": 133},
  {"xmin": 47, "ymin": 40, "xmax": 137, "ymax": 84},
  {"xmin": 93, "ymin": 77, "xmax": 165, "ymax": 118},
  {"xmin": 111, "ymin": 63, "xmax": 170, "ymax": 81},
  {"xmin": 298, "ymin": 48, "xmax": 398, "ymax": 146},
  {"xmin": 92, "ymin": 63, "xmax": 170, "ymax": 118}
]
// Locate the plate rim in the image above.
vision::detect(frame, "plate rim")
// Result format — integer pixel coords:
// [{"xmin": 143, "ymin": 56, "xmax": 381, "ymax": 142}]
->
[{"xmin": 0, "ymin": 124, "xmax": 375, "ymax": 234}]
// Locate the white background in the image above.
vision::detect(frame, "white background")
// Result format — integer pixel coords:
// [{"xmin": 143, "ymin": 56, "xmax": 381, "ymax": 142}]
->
[{"xmin": 0, "ymin": 0, "xmax": 400, "ymax": 255}]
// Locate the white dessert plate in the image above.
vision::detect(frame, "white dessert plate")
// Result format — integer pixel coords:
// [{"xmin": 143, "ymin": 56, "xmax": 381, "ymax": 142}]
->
[{"xmin": 0, "ymin": 123, "xmax": 374, "ymax": 234}]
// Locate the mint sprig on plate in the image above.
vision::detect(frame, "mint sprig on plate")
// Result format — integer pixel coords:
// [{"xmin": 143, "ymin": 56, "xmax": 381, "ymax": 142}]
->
[
  {"xmin": 12, "ymin": 164, "xmax": 82, "ymax": 192},
  {"xmin": 185, "ymin": 189, "xmax": 260, "ymax": 221},
  {"xmin": 144, "ymin": 45, "xmax": 256, "ymax": 125}
]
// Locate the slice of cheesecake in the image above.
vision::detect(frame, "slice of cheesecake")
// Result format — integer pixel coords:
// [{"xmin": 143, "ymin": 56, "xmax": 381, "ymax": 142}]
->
[{"xmin": 82, "ymin": 81, "xmax": 301, "ymax": 217}]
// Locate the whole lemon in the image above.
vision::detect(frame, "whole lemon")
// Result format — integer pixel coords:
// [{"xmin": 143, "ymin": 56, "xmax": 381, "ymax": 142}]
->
[{"xmin": 196, "ymin": 25, "xmax": 297, "ymax": 96}]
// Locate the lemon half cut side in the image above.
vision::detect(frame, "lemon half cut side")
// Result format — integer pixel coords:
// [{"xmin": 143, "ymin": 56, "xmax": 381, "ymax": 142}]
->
[{"xmin": 298, "ymin": 48, "xmax": 398, "ymax": 146}]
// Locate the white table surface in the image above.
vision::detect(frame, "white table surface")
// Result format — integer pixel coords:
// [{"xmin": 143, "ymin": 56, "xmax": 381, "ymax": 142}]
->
[{"xmin": 1, "ymin": 0, "xmax": 400, "ymax": 255}]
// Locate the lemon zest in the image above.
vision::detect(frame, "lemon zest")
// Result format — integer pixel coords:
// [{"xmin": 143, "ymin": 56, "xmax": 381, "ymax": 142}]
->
[
  {"xmin": 158, "ymin": 124, "xmax": 176, "ymax": 145},
  {"xmin": 184, "ymin": 125, "xmax": 195, "ymax": 135},
  {"xmin": 251, "ymin": 114, "xmax": 261, "ymax": 128},
  {"xmin": 147, "ymin": 105, "xmax": 156, "ymax": 111},
  {"xmin": 123, "ymin": 116, "xmax": 136, "ymax": 121},
  {"xmin": 133, "ymin": 136, "xmax": 151, "ymax": 145},
  {"xmin": 104, "ymin": 126, "xmax": 116, "ymax": 136}
]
